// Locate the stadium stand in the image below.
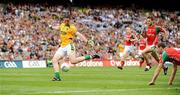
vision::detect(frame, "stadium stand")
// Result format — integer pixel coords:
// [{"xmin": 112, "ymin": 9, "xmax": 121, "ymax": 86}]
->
[{"xmin": 0, "ymin": 0, "xmax": 179, "ymax": 60}]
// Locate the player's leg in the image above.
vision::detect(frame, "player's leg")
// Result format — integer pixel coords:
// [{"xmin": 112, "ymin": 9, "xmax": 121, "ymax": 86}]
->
[
  {"xmin": 117, "ymin": 49, "xmax": 129, "ymax": 70},
  {"xmin": 69, "ymin": 51, "xmax": 90, "ymax": 64},
  {"xmin": 137, "ymin": 50, "xmax": 145, "ymax": 67},
  {"xmin": 161, "ymin": 51, "xmax": 171, "ymax": 76},
  {"xmin": 151, "ymin": 49, "xmax": 168, "ymax": 75},
  {"xmin": 142, "ymin": 46, "xmax": 154, "ymax": 71},
  {"xmin": 150, "ymin": 49, "xmax": 168, "ymax": 69},
  {"xmin": 119, "ymin": 52, "xmax": 123, "ymax": 60},
  {"xmin": 162, "ymin": 62, "xmax": 168, "ymax": 75},
  {"xmin": 149, "ymin": 50, "xmax": 172, "ymax": 85},
  {"xmin": 142, "ymin": 53, "xmax": 152, "ymax": 71},
  {"xmin": 52, "ymin": 47, "xmax": 64, "ymax": 81},
  {"xmin": 151, "ymin": 49, "xmax": 159, "ymax": 63},
  {"xmin": 139, "ymin": 57, "xmax": 144, "ymax": 67},
  {"xmin": 168, "ymin": 63, "xmax": 177, "ymax": 85},
  {"xmin": 148, "ymin": 63, "xmax": 163, "ymax": 85},
  {"xmin": 129, "ymin": 46, "xmax": 136, "ymax": 59},
  {"xmin": 68, "ymin": 44, "xmax": 100, "ymax": 64},
  {"xmin": 142, "ymin": 48, "xmax": 152, "ymax": 65}
]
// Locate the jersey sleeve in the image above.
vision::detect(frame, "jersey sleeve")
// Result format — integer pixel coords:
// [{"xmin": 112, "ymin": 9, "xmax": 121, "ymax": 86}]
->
[
  {"xmin": 131, "ymin": 35, "xmax": 135, "ymax": 39},
  {"xmin": 59, "ymin": 23, "xmax": 64, "ymax": 31},
  {"xmin": 155, "ymin": 26, "xmax": 164, "ymax": 34},
  {"xmin": 71, "ymin": 25, "xmax": 77, "ymax": 33}
]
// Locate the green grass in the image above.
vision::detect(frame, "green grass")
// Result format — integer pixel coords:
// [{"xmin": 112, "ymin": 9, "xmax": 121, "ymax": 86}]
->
[{"xmin": 0, "ymin": 66, "xmax": 180, "ymax": 95}]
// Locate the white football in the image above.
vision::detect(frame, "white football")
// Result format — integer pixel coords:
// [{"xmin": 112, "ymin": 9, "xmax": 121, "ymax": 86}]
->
[{"xmin": 61, "ymin": 63, "xmax": 70, "ymax": 72}]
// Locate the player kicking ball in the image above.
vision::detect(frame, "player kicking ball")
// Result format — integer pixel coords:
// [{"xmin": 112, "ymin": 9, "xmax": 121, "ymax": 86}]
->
[
  {"xmin": 51, "ymin": 16, "xmax": 100, "ymax": 81},
  {"xmin": 149, "ymin": 42, "xmax": 180, "ymax": 85}
]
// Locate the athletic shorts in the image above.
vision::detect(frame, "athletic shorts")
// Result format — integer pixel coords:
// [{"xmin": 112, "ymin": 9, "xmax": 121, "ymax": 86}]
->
[
  {"xmin": 124, "ymin": 46, "xmax": 135, "ymax": 54},
  {"xmin": 119, "ymin": 52, "xmax": 123, "ymax": 58},
  {"xmin": 54, "ymin": 44, "xmax": 75, "ymax": 57},
  {"xmin": 138, "ymin": 50, "xmax": 143, "ymax": 56}
]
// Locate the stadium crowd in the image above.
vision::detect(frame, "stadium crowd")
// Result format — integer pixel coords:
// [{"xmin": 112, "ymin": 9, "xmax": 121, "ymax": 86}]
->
[{"xmin": 0, "ymin": 4, "xmax": 179, "ymax": 60}]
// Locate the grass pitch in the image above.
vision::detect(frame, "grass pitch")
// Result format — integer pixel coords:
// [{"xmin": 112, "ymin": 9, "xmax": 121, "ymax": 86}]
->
[{"xmin": 0, "ymin": 66, "xmax": 180, "ymax": 95}]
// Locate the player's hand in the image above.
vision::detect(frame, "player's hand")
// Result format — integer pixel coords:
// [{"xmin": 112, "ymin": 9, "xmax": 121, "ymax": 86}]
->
[
  {"xmin": 164, "ymin": 35, "xmax": 169, "ymax": 41},
  {"xmin": 48, "ymin": 25, "xmax": 52, "ymax": 28}
]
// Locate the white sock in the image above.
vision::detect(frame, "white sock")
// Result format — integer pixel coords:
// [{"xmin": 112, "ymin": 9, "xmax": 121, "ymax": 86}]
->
[{"xmin": 145, "ymin": 65, "xmax": 150, "ymax": 69}]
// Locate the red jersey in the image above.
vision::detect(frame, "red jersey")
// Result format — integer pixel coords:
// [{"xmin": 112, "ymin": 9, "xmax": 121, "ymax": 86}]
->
[
  {"xmin": 125, "ymin": 34, "xmax": 133, "ymax": 46},
  {"xmin": 146, "ymin": 26, "xmax": 164, "ymax": 46},
  {"xmin": 165, "ymin": 48, "xmax": 180, "ymax": 61},
  {"xmin": 159, "ymin": 48, "xmax": 180, "ymax": 65},
  {"xmin": 139, "ymin": 39, "xmax": 146, "ymax": 50}
]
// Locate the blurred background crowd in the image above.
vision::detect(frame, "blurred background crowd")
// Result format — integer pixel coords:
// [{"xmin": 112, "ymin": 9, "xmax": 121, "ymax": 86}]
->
[{"xmin": 0, "ymin": 3, "xmax": 179, "ymax": 60}]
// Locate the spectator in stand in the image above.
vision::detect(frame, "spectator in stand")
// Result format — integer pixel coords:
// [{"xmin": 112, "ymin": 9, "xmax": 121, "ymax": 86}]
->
[{"xmin": 0, "ymin": 3, "xmax": 179, "ymax": 61}]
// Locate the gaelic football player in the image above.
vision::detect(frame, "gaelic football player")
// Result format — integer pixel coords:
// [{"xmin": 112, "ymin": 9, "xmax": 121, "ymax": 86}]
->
[
  {"xmin": 149, "ymin": 42, "xmax": 180, "ymax": 85},
  {"xmin": 51, "ymin": 16, "xmax": 100, "ymax": 81},
  {"xmin": 141, "ymin": 18, "xmax": 168, "ymax": 71}
]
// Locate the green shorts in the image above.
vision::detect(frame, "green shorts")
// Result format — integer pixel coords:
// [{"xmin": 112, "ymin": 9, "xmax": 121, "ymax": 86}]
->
[{"xmin": 162, "ymin": 51, "xmax": 172, "ymax": 64}]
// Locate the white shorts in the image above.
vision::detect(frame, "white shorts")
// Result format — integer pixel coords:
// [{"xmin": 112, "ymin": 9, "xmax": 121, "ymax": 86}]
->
[
  {"xmin": 138, "ymin": 50, "xmax": 143, "ymax": 56},
  {"xmin": 54, "ymin": 44, "xmax": 75, "ymax": 57},
  {"xmin": 119, "ymin": 52, "xmax": 123, "ymax": 58},
  {"xmin": 124, "ymin": 45, "xmax": 134, "ymax": 54}
]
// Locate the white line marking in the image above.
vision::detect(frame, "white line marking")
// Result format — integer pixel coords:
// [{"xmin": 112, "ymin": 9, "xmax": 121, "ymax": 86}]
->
[{"xmin": 37, "ymin": 87, "xmax": 180, "ymax": 94}]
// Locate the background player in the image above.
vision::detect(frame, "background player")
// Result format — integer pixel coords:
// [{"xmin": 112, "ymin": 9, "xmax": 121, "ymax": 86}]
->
[
  {"xmin": 141, "ymin": 18, "xmax": 168, "ymax": 71},
  {"xmin": 117, "ymin": 27, "xmax": 137, "ymax": 70},
  {"xmin": 136, "ymin": 34, "xmax": 147, "ymax": 67}
]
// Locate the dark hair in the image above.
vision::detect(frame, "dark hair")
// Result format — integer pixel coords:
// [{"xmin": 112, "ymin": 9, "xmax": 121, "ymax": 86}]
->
[{"xmin": 158, "ymin": 43, "xmax": 166, "ymax": 48}]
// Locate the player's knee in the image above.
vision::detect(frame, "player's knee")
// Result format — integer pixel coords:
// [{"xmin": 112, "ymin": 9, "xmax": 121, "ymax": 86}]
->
[
  {"xmin": 52, "ymin": 57, "xmax": 59, "ymax": 63},
  {"xmin": 174, "ymin": 68, "xmax": 177, "ymax": 71},
  {"xmin": 52, "ymin": 59, "xmax": 57, "ymax": 63},
  {"xmin": 142, "ymin": 52, "xmax": 146, "ymax": 56},
  {"xmin": 173, "ymin": 65, "xmax": 177, "ymax": 70},
  {"xmin": 70, "ymin": 59, "xmax": 77, "ymax": 64}
]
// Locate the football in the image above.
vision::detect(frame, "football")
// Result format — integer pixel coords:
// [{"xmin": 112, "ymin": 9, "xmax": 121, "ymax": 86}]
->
[{"xmin": 61, "ymin": 63, "xmax": 70, "ymax": 72}]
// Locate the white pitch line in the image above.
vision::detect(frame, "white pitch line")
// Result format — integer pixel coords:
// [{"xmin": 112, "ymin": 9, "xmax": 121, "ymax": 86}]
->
[{"xmin": 37, "ymin": 87, "xmax": 180, "ymax": 94}]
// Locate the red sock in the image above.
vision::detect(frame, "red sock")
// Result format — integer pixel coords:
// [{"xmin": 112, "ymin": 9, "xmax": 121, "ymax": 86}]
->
[
  {"xmin": 139, "ymin": 60, "xmax": 144, "ymax": 67},
  {"xmin": 121, "ymin": 61, "xmax": 125, "ymax": 67}
]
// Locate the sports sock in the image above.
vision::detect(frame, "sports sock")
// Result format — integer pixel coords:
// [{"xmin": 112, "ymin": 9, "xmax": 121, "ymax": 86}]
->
[
  {"xmin": 139, "ymin": 58, "xmax": 144, "ymax": 67},
  {"xmin": 54, "ymin": 72, "xmax": 60, "ymax": 79},
  {"xmin": 121, "ymin": 61, "xmax": 125, "ymax": 67},
  {"xmin": 163, "ymin": 63, "xmax": 168, "ymax": 68},
  {"xmin": 85, "ymin": 55, "xmax": 91, "ymax": 60}
]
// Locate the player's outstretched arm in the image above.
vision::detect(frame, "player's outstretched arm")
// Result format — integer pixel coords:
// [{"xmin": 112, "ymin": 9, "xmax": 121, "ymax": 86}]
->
[
  {"xmin": 76, "ymin": 32, "xmax": 88, "ymax": 43},
  {"xmin": 130, "ymin": 35, "xmax": 138, "ymax": 42},
  {"xmin": 49, "ymin": 25, "xmax": 60, "ymax": 30},
  {"xmin": 159, "ymin": 27, "xmax": 169, "ymax": 41}
]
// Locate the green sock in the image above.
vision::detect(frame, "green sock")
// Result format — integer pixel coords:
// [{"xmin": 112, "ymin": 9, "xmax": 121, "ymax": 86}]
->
[
  {"xmin": 54, "ymin": 72, "xmax": 60, "ymax": 79},
  {"xmin": 85, "ymin": 55, "xmax": 91, "ymax": 60}
]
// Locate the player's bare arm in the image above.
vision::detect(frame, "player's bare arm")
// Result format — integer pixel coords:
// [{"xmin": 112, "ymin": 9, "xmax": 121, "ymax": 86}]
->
[
  {"xmin": 76, "ymin": 31, "xmax": 88, "ymax": 43},
  {"xmin": 49, "ymin": 24, "xmax": 60, "ymax": 30},
  {"xmin": 159, "ymin": 26, "xmax": 169, "ymax": 40}
]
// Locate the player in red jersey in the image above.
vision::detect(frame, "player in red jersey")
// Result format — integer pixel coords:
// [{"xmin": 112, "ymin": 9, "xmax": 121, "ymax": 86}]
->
[
  {"xmin": 149, "ymin": 42, "xmax": 180, "ymax": 85},
  {"xmin": 141, "ymin": 18, "xmax": 168, "ymax": 71},
  {"xmin": 117, "ymin": 27, "xmax": 137, "ymax": 70},
  {"xmin": 137, "ymin": 35, "xmax": 147, "ymax": 67}
]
